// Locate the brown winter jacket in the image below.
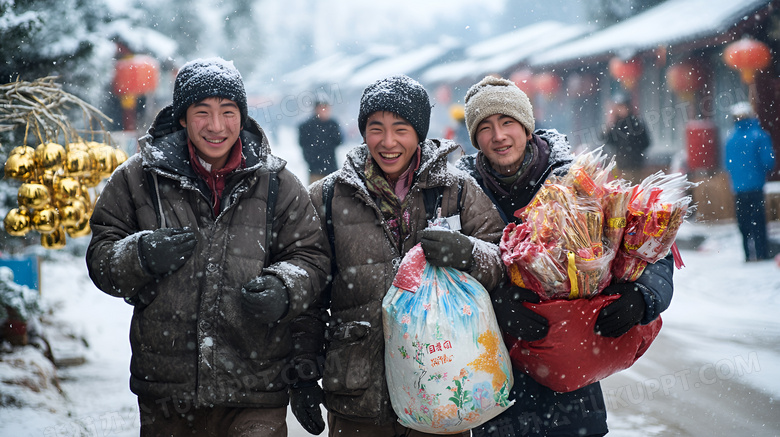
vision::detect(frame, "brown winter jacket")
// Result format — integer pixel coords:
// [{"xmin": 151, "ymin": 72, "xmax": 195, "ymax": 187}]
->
[
  {"xmin": 86, "ymin": 111, "xmax": 330, "ymax": 408},
  {"xmin": 307, "ymin": 139, "xmax": 505, "ymax": 425}
]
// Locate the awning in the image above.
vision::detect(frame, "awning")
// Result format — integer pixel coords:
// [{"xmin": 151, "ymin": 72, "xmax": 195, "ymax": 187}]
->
[
  {"xmin": 531, "ymin": 0, "xmax": 772, "ymax": 67},
  {"xmin": 421, "ymin": 21, "xmax": 591, "ymax": 84}
]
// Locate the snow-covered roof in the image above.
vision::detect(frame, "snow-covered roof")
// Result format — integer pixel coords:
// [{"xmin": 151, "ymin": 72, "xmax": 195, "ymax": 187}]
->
[
  {"xmin": 346, "ymin": 41, "xmax": 461, "ymax": 90},
  {"xmin": 532, "ymin": 0, "xmax": 772, "ymax": 67},
  {"xmin": 103, "ymin": 20, "xmax": 178, "ymax": 60},
  {"xmin": 281, "ymin": 50, "xmax": 390, "ymax": 90},
  {"xmin": 421, "ymin": 21, "xmax": 591, "ymax": 84}
]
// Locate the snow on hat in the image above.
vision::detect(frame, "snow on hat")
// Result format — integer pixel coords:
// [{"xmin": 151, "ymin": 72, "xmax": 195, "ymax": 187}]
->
[
  {"xmin": 358, "ymin": 75, "xmax": 431, "ymax": 143},
  {"xmin": 464, "ymin": 76, "xmax": 535, "ymax": 149},
  {"xmin": 173, "ymin": 57, "xmax": 248, "ymax": 125},
  {"xmin": 730, "ymin": 101, "xmax": 755, "ymax": 119}
]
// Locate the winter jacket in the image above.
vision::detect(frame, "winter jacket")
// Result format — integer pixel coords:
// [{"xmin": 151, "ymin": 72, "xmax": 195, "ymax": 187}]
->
[
  {"xmin": 86, "ymin": 110, "xmax": 331, "ymax": 408},
  {"xmin": 458, "ymin": 130, "xmax": 674, "ymax": 436},
  {"xmin": 725, "ymin": 117, "xmax": 775, "ymax": 194},
  {"xmin": 298, "ymin": 116, "xmax": 342, "ymax": 175},
  {"xmin": 306, "ymin": 139, "xmax": 505, "ymax": 425},
  {"xmin": 604, "ymin": 114, "xmax": 650, "ymax": 170}
]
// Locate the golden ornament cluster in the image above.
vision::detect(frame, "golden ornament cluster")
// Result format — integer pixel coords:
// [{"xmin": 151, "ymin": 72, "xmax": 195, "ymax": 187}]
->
[
  {"xmin": 2, "ymin": 76, "xmax": 121, "ymax": 249},
  {"xmin": 4, "ymin": 141, "xmax": 128, "ymax": 248}
]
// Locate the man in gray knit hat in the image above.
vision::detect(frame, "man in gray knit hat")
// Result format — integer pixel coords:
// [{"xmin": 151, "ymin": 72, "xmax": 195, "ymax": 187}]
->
[
  {"xmin": 457, "ymin": 75, "xmax": 675, "ymax": 437},
  {"xmin": 87, "ymin": 57, "xmax": 331, "ymax": 436}
]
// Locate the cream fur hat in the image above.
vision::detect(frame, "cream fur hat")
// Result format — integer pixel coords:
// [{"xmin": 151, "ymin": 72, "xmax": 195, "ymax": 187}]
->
[{"xmin": 464, "ymin": 76, "xmax": 535, "ymax": 149}]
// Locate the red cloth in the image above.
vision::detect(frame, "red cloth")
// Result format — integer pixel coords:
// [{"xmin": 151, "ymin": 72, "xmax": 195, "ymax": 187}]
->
[{"xmin": 505, "ymin": 294, "xmax": 662, "ymax": 393}]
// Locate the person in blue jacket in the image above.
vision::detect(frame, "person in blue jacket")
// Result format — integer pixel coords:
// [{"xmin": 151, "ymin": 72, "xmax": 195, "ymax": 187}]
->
[
  {"xmin": 456, "ymin": 76, "xmax": 675, "ymax": 437},
  {"xmin": 724, "ymin": 101, "xmax": 776, "ymax": 261}
]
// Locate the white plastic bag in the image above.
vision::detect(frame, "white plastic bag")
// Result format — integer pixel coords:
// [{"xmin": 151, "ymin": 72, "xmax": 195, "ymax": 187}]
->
[{"xmin": 382, "ymin": 244, "xmax": 514, "ymax": 434}]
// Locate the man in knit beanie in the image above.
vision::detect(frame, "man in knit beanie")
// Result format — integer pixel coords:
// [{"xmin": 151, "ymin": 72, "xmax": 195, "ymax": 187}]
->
[
  {"xmin": 303, "ymin": 75, "xmax": 506, "ymax": 435},
  {"xmin": 86, "ymin": 57, "xmax": 331, "ymax": 436},
  {"xmin": 457, "ymin": 76, "xmax": 675, "ymax": 437}
]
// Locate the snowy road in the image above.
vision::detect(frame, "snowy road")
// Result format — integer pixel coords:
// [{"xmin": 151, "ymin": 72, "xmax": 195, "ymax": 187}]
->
[{"xmin": 1, "ymin": 221, "xmax": 778, "ymax": 436}]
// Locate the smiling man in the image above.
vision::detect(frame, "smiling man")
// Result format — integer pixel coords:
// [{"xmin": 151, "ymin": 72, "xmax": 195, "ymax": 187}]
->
[
  {"xmin": 303, "ymin": 75, "xmax": 506, "ymax": 436},
  {"xmin": 457, "ymin": 75, "xmax": 674, "ymax": 437},
  {"xmin": 86, "ymin": 57, "xmax": 331, "ymax": 436}
]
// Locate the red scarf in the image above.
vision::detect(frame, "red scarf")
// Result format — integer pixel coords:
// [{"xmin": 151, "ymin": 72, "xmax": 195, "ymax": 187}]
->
[{"xmin": 188, "ymin": 138, "xmax": 245, "ymax": 216}]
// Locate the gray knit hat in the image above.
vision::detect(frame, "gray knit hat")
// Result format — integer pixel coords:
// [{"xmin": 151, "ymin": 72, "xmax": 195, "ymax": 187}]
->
[
  {"xmin": 464, "ymin": 76, "xmax": 535, "ymax": 149},
  {"xmin": 358, "ymin": 75, "xmax": 431, "ymax": 143},
  {"xmin": 173, "ymin": 57, "xmax": 248, "ymax": 125}
]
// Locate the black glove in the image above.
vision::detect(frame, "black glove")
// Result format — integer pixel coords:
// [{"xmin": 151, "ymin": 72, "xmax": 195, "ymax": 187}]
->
[
  {"xmin": 138, "ymin": 228, "xmax": 197, "ymax": 277},
  {"xmin": 492, "ymin": 284, "xmax": 548, "ymax": 342},
  {"xmin": 420, "ymin": 228, "xmax": 474, "ymax": 271},
  {"xmin": 290, "ymin": 384, "xmax": 325, "ymax": 435},
  {"xmin": 241, "ymin": 276, "xmax": 290, "ymax": 323},
  {"xmin": 151, "ymin": 105, "xmax": 181, "ymax": 139},
  {"xmin": 594, "ymin": 282, "xmax": 647, "ymax": 338}
]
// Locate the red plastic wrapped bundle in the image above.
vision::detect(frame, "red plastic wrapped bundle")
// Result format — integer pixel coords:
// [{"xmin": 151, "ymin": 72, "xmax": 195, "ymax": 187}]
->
[{"xmin": 612, "ymin": 172, "xmax": 694, "ymax": 282}]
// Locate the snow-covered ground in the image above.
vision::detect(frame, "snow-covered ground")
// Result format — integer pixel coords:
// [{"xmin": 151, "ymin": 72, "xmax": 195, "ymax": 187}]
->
[{"xmin": 1, "ymin": 126, "xmax": 779, "ymax": 436}]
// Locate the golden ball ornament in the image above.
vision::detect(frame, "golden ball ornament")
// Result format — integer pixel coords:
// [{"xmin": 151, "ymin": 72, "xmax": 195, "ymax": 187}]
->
[
  {"xmin": 9, "ymin": 145, "xmax": 35, "ymax": 156},
  {"xmin": 54, "ymin": 177, "xmax": 81, "ymax": 201},
  {"xmin": 67, "ymin": 141, "xmax": 90, "ymax": 153},
  {"xmin": 58, "ymin": 203, "xmax": 84, "ymax": 227},
  {"xmin": 32, "ymin": 206, "xmax": 60, "ymax": 233},
  {"xmin": 4, "ymin": 208, "xmax": 31, "ymax": 237},
  {"xmin": 4, "ymin": 153, "xmax": 36, "ymax": 181},
  {"xmin": 17, "ymin": 183, "xmax": 51, "ymax": 209},
  {"xmin": 65, "ymin": 217, "xmax": 91, "ymax": 238},
  {"xmin": 89, "ymin": 145, "xmax": 118, "ymax": 176},
  {"xmin": 41, "ymin": 227, "xmax": 67, "ymax": 249},
  {"xmin": 64, "ymin": 149, "xmax": 92, "ymax": 176},
  {"xmin": 34, "ymin": 142, "xmax": 66, "ymax": 172}
]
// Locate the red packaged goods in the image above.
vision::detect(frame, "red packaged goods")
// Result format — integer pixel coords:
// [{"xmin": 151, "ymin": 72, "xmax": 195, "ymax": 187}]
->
[
  {"xmin": 498, "ymin": 147, "xmax": 692, "ymax": 392},
  {"xmin": 612, "ymin": 172, "xmax": 695, "ymax": 282}
]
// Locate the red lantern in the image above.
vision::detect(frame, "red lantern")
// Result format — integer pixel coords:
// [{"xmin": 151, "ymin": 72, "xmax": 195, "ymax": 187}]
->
[
  {"xmin": 510, "ymin": 69, "xmax": 536, "ymax": 99},
  {"xmin": 113, "ymin": 55, "xmax": 160, "ymax": 96},
  {"xmin": 723, "ymin": 37, "xmax": 772, "ymax": 84},
  {"xmin": 534, "ymin": 72, "xmax": 561, "ymax": 98},
  {"xmin": 608, "ymin": 57, "xmax": 643, "ymax": 91},
  {"xmin": 666, "ymin": 61, "xmax": 706, "ymax": 101}
]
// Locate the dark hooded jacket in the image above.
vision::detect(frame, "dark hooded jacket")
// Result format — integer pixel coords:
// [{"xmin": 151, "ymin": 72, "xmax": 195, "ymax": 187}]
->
[
  {"xmin": 86, "ymin": 108, "xmax": 330, "ymax": 408},
  {"xmin": 458, "ymin": 129, "xmax": 674, "ymax": 436},
  {"xmin": 307, "ymin": 139, "xmax": 506, "ymax": 425}
]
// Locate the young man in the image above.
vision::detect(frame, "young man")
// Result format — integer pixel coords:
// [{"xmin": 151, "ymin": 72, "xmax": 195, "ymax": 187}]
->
[
  {"xmin": 301, "ymin": 75, "xmax": 506, "ymax": 436},
  {"xmin": 724, "ymin": 101, "xmax": 775, "ymax": 261},
  {"xmin": 298, "ymin": 100, "xmax": 343, "ymax": 185},
  {"xmin": 457, "ymin": 76, "xmax": 674, "ymax": 437},
  {"xmin": 604, "ymin": 93, "xmax": 651, "ymax": 183},
  {"xmin": 86, "ymin": 57, "xmax": 331, "ymax": 436}
]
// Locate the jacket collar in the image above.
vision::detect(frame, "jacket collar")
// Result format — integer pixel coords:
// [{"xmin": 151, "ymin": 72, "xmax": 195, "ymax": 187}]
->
[{"xmin": 337, "ymin": 138, "xmax": 459, "ymax": 196}]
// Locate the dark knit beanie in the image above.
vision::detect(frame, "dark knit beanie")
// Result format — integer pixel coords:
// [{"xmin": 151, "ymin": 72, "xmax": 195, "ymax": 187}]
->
[
  {"xmin": 173, "ymin": 57, "xmax": 248, "ymax": 125},
  {"xmin": 358, "ymin": 75, "xmax": 431, "ymax": 142}
]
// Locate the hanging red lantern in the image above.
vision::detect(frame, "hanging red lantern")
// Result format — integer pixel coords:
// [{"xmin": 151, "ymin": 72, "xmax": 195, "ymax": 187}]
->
[
  {"xmin": 510, "ymin": 69, "xmax": 536, "ymax": 99},
  {"xmin": 666, "ymin": 61, "xmax": 706, "ymax": 101},
  {"xmin": 113, "ymin": 55, "xmax": 160, "ymax": 96},
  {"xmin": 534, "ymin": 72, "xmax": 561, "ymax": 98},
  {"xmin": 723, "ymin": 37, "xmax": 772, "ymax": 84},
  {"xmin": 608, "ymin": 57, "xmax": 643, "ymax": 91}
]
